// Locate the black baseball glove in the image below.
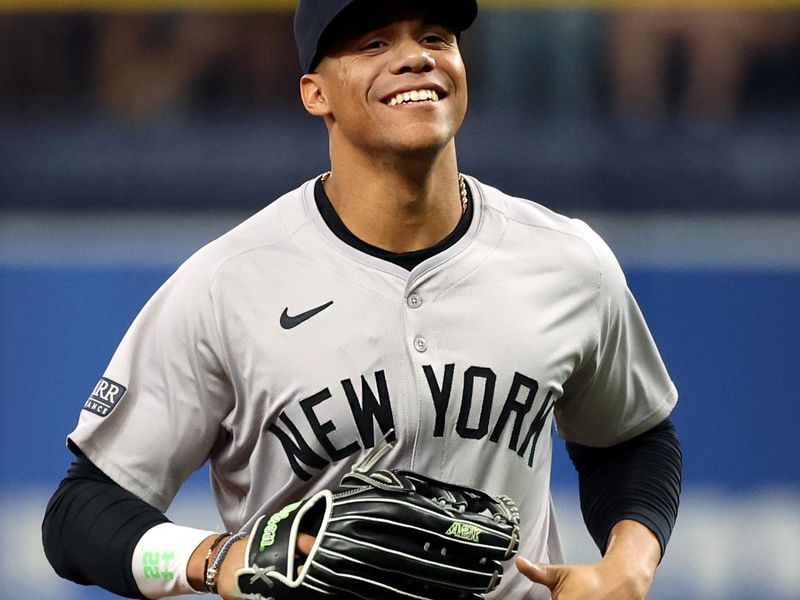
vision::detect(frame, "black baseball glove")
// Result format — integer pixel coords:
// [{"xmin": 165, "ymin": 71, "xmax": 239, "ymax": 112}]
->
[{"xmin": 235, "ymin": 468, "xmax": 520, "ymax": 600}]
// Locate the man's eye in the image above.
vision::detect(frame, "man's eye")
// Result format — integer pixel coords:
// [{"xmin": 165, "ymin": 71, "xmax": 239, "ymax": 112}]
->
[
  {"xmin": 361, "ymin": 40, "xmax": 386, "ymax": 50},
  {"xmin": 422, "ymin": 34, "xmax": 448, "ymax": 45}
]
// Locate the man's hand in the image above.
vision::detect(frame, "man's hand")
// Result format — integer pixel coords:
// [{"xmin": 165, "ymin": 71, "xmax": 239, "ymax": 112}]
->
[
  {"xmin": 216, "ymin": 534, "xmax": 316, "ymax": 599},
  {"xmin": 296, "ymin": 533, "xmax": 315, "ymax": 556},
  {"xmin": 516, "ymin": 554, "xmax": 654, "ymax": 600},
  {"xmin": 516, "ymin": 520, "xmax": 660, "ymax": 600}
]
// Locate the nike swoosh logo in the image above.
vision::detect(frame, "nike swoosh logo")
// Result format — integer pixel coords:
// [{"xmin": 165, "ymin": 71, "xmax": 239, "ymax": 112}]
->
[{"xmin": 280, "ymin": 301, "xmax": 334, "ymax": 330}]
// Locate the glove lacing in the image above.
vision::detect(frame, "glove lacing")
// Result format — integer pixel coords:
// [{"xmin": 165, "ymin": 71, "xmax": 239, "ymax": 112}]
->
[{"xmin": 246, "ymin": 564, "xmax": 278, "ymax": 589}]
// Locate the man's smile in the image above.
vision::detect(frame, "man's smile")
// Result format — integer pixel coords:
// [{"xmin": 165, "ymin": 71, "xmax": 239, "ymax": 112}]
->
[
  {"xmin": 381, "ymin": 84, "xmax": 448, "ymax": 107},
  {"xmin": 387, "ymin": 88, "xmax": 441, "ymax": 106}
]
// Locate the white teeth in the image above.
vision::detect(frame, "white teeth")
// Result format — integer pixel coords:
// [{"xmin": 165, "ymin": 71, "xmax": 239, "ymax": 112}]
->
[{"xmin": 387, "ymin": 89, "xmax": 441, "ymax": 106}]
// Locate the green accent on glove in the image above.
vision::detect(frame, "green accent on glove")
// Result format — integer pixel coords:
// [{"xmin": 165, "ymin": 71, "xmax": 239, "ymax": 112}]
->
[
  {"xmin": 259, "ymin": 500, "xmax": 303, "ymax": 551},
  {"xmin": 445, "ymin": 521, "xmax": 482, "ymax": 542}
]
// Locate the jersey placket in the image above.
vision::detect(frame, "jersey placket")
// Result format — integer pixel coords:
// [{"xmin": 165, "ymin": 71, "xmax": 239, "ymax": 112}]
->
[{"xmin": 401, "ymin": 282, "xmax": 430, "ymax": 470}]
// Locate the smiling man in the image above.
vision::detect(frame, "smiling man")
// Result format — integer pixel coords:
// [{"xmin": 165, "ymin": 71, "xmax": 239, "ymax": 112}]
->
[
  {"xmin": 43, "ymin": 2, "xmax": 682, "ymax": 600},
  {"xmin": 299, "ymin": 1, "xmax": 472, "ymax": 256}
]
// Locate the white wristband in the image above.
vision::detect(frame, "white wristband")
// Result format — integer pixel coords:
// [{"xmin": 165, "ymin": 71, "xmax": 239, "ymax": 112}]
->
[{"xmin": 132, "ymin": 523, "xmax": 216, "ymax": 598}]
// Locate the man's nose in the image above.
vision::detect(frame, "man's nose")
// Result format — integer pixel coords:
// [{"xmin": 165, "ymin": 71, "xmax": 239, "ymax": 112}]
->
[{"xmin": 390, "ymin": 41, "xmax": 436, "ymax": 74}]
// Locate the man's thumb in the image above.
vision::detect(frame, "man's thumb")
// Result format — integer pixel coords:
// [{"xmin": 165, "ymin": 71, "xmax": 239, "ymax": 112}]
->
[{"xmin": 515, "ymin": 556, "xmax": 562, "ymax": 589}]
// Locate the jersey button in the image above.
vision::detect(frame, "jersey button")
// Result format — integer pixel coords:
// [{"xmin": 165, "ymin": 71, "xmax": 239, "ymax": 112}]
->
[
  {"xmin": 413, "ymin": 336, "xmax": 428, "ymax": 353},
  {"xmin": 407, "ymin": 294, "xmax": 423, "ymax": 309}
]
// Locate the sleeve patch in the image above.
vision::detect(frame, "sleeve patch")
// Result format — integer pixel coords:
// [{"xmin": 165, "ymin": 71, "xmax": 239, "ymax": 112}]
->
[{"xmin": 83, "ymin": 377, "xmax": 127, "ymax": 418}]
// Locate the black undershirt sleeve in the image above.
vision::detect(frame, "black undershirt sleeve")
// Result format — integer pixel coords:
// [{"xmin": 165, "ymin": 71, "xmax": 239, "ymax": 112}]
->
[
  {"xmin": 566, "ymin": 417, "xmax": 682, "ymax": 557},
  {"xmin": 41, "ymin": 453, "xmax": 170, "ymax": 599}
]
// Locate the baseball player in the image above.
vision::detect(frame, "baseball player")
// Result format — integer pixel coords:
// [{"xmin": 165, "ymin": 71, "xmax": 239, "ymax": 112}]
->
[{"xmin": 42, "ymin": 1, "xmax": 682, "ymax": 599}]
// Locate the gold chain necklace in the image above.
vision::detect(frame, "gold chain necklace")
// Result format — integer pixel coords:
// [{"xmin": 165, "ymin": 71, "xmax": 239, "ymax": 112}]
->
[
  {"xmin": 458, "ymin": 173, "xmax": 468, "ymax": 215},
  {"xmin": 320, "ymin": 171, "xmax": 468, "ymax": 215}
]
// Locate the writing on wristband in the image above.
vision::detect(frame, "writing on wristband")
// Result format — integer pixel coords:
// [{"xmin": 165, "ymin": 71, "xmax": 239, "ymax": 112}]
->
[
  {"xmin": 132, "ymin": 523, "xmax": 215, "ymax": 598},
  {"xmin": 143, "ymin": 551, "xmax": 176, "ymax": 580}
]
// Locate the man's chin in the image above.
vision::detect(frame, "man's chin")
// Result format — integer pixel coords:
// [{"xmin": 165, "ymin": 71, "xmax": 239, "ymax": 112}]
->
[{"xmin": 379, "ymin": 131, "xmax": 456, "ymax": 158}]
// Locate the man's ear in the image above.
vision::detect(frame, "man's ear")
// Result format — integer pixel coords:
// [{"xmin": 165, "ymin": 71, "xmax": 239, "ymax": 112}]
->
[{"xmin": 300, "ymin": 74, "xmax": 331, "ymax": 117}]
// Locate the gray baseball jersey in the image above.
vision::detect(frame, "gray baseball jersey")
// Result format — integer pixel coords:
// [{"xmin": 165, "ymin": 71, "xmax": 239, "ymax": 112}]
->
[{"xmin": 69, "ymin": 175, "xmax": 677, "ymax": 600}]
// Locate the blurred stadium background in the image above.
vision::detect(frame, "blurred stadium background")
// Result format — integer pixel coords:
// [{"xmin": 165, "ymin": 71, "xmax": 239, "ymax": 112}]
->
[{"xmin": 1, "ymin": 1, "xmax": 799, "ymax": 599}]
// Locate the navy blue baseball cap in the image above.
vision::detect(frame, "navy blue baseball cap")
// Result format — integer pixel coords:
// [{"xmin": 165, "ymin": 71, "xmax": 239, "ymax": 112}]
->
[{"xmin": 294, "ymin": 0, "xmax": 478, "ymax": 73}]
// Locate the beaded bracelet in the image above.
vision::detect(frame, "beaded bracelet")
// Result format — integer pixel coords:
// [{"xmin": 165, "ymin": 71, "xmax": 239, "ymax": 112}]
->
[
  {"xmin": 204, "ymin": 532, "xmax": 248, "ymax": 594},
  {"xmin": 202, "ymin": 533, "xmax": 231, "ymax": 592}
]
